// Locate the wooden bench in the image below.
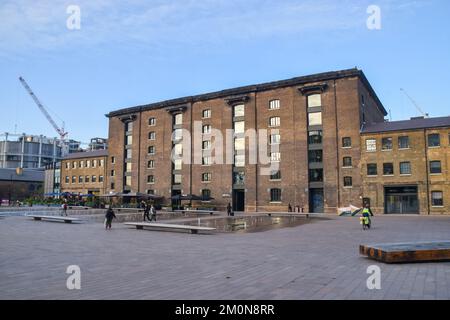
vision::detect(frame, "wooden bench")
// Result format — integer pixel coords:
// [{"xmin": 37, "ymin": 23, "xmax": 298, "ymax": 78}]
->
[
  {"xmin": 173, "ymin": 209, "xmax": 218, "ymax": 216},
  {"xmin": 27, "ymin": 215, "xmax": 82, "ymax": 224},
  {"xmin": 124, "ymin": 222, "xmax": 216, "ymax": 234},
  {"xmin": 360, "ymin": 242, "xmax": 450, "ymax": 263},
  {"xmin": 266, "ymin": 212, "xmax": 310, "ymax": 218},
  {"xmin": 116, "ymin": 208, "xmax": 144, "ymax": 213}
]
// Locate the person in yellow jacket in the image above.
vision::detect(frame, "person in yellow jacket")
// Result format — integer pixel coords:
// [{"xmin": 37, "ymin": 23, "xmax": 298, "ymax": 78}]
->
[{"xmin": 361, "ymin": 204, "xmax": 373, "ymax": 229}]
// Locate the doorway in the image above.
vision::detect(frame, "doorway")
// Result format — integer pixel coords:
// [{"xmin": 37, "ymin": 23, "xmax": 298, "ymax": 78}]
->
[
  {"xmin": 384, "ymin": 186, "xmax": 419, "ymax": 214},
  {"xmin": 233, "ymin": 189, "xmax": 245, "ymax": 212},
  {"xmin": 171, "ymin": 189, "xmax": 181, "ymax": 209},
  {"xmin": 309, "ymin": 188, "xmax": 324, "ymax": 213}
]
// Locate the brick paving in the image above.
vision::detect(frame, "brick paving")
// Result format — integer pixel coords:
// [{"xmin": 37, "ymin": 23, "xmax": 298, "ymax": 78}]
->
[{"xmin": 1, "ymin": 214, "xmax": 450, "ymax": 300}]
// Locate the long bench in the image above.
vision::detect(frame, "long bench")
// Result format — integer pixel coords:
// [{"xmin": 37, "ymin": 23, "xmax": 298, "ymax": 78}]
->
[
  {"xmin": 173, "ymin": 209, "xmax": 218, "ymax": 216},
  {"xmin": 27, "ymin": 215, "xmax": 82, "ymax": 224},
  {"xmin": 124, "ymin": 222, "xmax": 216, "ymax": 234}
]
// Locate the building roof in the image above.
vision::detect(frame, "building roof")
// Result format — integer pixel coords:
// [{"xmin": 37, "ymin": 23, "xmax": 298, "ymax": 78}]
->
[
  {"xmin": 361, "ymin": 116, "xmax": 450, "ymax": 134},
  {"xmin": 0, "ymin": 168, "xmax": 44, "ymax": 182},
  {"xmin": 63, "ymin": 149, "xmax": 108, "ymax": 160},
  {"xmin": 107, "ymin": 68, "xmax": 387, "ymax": 117}
]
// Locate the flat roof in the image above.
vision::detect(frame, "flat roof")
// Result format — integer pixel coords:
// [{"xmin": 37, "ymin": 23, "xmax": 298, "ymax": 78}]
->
[
  {"xmin": 107, "ymin": 68, "xmax": 387, "ymax": 117},
  {"xmin": 0, "ymin": 168, "xmax": 44, "ymax": 182},
  {"xmin": 63, "ymin": 149, "xmax": 108, "ymax": 160},
  {"xmin": 361, "ymin": 116, "xmax": 450, "ymax": 134}
]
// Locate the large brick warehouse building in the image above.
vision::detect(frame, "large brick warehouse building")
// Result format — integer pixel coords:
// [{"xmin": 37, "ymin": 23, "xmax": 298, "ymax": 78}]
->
[{"xmin": 106, "ymin": 68, "xmax": 392, "ymax": 213}]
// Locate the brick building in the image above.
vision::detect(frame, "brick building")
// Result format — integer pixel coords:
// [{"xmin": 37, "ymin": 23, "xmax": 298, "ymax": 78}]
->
[
  {"xmin": 60, "ymin": 150, "xmax": 108, "ymax": 196},
  {"xmin": 106, "ymin": 68, "xmax": 388, "ymax": 213},
  {"xmin": 360, "ymin": 116, "xmax": 450, "ymax": 215}
]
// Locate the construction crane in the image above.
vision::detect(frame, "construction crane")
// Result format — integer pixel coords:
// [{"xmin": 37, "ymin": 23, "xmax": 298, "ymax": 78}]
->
[
  {"xmin": 18, "ymin": 76, "xmax": 69, "ymax": 140},
  {"xmin": 400, "ymin": 88, "xmax": 429, "ymax": 118}
]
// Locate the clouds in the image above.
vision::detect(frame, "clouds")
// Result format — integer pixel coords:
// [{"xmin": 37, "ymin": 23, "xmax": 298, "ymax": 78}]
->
[{"xmin": 0, "ymin": 0, "xmax": 429, "ymax": 58}]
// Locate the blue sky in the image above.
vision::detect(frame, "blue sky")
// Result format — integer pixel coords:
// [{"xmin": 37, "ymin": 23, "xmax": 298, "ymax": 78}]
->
[{"xmin": 0, "ymin": 0, "xmax": 449, "ymax": 143}]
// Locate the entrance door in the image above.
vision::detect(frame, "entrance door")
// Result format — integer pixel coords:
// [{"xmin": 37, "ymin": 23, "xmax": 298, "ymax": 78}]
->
[
  {"xmin": 385, "ymin": 186, "xmax": 419, "ymax": 214},
  {"xmin": 171, "ymin": 190, "xmax": 181, "ymax": 209},
  {"xmin": 233, "ymin": 190, "xmax": 245, "ymax": 212},
  {"xmin": 310, "ymin": 188, "xmax": 324, "ymax": 213}
]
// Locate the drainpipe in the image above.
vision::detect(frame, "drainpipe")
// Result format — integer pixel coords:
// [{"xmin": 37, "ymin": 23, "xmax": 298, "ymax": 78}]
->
[
  {"xmin": 254, "ymin": 93, "xmax": 258, "ymax": 212},
  {"xmin": 137, "ymin": 113, "xmax": 142, "ymax": 193},
  {"xmin": 423, "ymin": 129, "xmax": 430, "ymax": 215},
  {"xmin": 334, "ymin": 80, "xmax": 341, "ymax": 210}
]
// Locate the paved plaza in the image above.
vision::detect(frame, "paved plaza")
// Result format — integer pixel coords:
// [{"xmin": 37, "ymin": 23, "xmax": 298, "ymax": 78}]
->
[{"xmin": 1, "ymin": 214, "xmax": 450, "ymax": 300}]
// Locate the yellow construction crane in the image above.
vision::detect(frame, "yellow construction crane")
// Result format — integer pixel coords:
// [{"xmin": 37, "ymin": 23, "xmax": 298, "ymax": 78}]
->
[{"xmin": 400, "ymin": 88, "xmax": 429, "ymax": 118}]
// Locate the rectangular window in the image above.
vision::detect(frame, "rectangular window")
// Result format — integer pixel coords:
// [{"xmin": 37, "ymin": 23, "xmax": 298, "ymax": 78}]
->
[
  {"xmin": 125, "ymin": 122, "xmax": 133, "ymax": 132},
  {"xmin": 201, "ymin": 189, "xmax": 211, "ymax": 200},
  {"xmin": 174, "ymin": 113, "xmax": 183, "ymax": 125},
  {"xmin": 270, "ymin": 171, "xmax": 281, "ymax": 180},
  {"xmin": 125, "ymin": 162, "xmax": 132, "ymax": 172},
  {"xmin": 148, "ymin": 146, "xmax": 155, "ymax": 155},
  {"xmin": 92, "ymin": 176, "xmax": 97, "ymax": 183},
  {"xmin": 202, "ymin": 173, "xmax": 212, "ymax": 182},
  {"xmin": 173, "ymin": 174, "xmax": 182, "ymax": 185},
  {"xmin": 367, "ymin": 164, "xmax": 377, "ymax": 176},
  {"xmin": 307, "ymin": 94, "xmax": 321, "ymax": 108},
  {"xmin": 399, "ymin": 162, "xmax": 411, "ymax": 175},
  {"xmin": 125, "ymin": 176, "xmax": 131, "ymax": 187},
  {"xmin": 343, "ymin": 157, "xmax": 352, "ymax": 167},
  {"xmin": 174, "ymin": 143, "xmax": 182, "ymax": 156},
  {"xmin": 85, "ymin": 176, "xmax": 90, "ymax": 183},
  {"xmin": 270, "ymin": 152, "xmax": 281, "ymax": 162},
  {"xmin": 86, "ymin": 160, "xmax": 91, "ymax": 168},
  {"xmin": 235, "ymin": 154, "xmax": 245, "ymax": 167},
  {"xmin": 233, "ymin": 104, "xmax": 245, "ymax": 117},
  {"xmin": 147, "ymin": 189, "xmax": 155, "ymax": 195},
  {"xmin": 148, "ymin": 132, "xmax": 156, "ymax": 140},
  {"xmin": 202, "ymin": 140, "xmax": 211, "ymax": 150},
  {"xmin": 202, "ymin": 125, "xmax": 211, "ymax": 134},
  {"xmin": 308, "ymin": 150, "xmax": 323, "ymax": 163},
  {"xmin": 79, "ymin": 176, "xmax": 83, "ymax": 183},
  {"xmin": 431, "ymin": 191, "xmax": 443, "ymax": 206},
  {"xmin": 126, "ymin": 149, "xmax": 132, "ymax": 159},
  {"xmin": 342, "ymin": 137, "xmax": 351, "ymax": 148},
  {"xmin": 173, "ymin": 128, "xmax": 183, "ymax": 141},
  {"xmin": 382, "ymin": 137, "xmax": 393, "ymax": 150},
  {"xmin": 148, "ymin": 117, "xmax": 156, "ymax": 126},
  {"xmin": 202, "ymin": 109, "xmax": 211, "ymax": 118},
  {"xmin": 233, "ymin": 172, "xmax": 245, "ymax": 185},
  {"xmin": 65, "ymin": 162, "xmax": 70, "ymax": 169},
  {"xmin": 174, "ymin": 159, "xmax": 182, "ymax": 170},
  {"xmin": 111, "ymin": 170, "xmax": 115, "ymax": 177},
  {"xmin": 92, "ymin": 160, "xmax": 97, "ymax": 168},
  {"xmin": 383, "ymin": 163, "xmax": 394, "ymax": 175},
  {"xmin": 147, "ymin": 175, "xmax": 155, "ymax": 184},
  {"xmin": 100, "ymin": 159, "xmax": 104, "ymax": 167},
  {"xmin": 111, "ymin": 182, "xmax": 115, "ymax": 190},
  {"xmin": 270, "ymin": 188, "xmax": 282, "ymax": 202},
  {"xmin": 234, "ymin": 138, "xmax": 245, "ymax": 151},
  {"xmin": 308, "ymin": 131, "xmax": 322, "ymax": 144},
  {"xmin": 72, "ymin": 176, "xmax": 76, "ymax": 183},
  {"xmin": 343, "ymin": 176, "xmax": 352, "ymax": 187},
  {"xmin": 269, "ymin": 117, "xmax": 280, "ymax": 127},
  {"xmin": 429, "ymin": 161, "xmax": 442, "ymax": 174},
  {"xmin": 65, "ymin": 176, "xmax": 69, "ymax": 183},
  {"xmin": 366, "ymin": 139, "xmax": 377, "ymax": 152},
  {"xmin": 398, "ymin": 136, "xmax": 410, "ymax": 149},
  {"xmin": 79, "ymin": 161, "xmax": 84, "ymax": 168},
  {"xmin": 309, "ymin": 169, "xmax": 323, "ymax": 182},
  {"xmin": 73, "ymin": 161, "xmax": 77, "ymax": 169},
  {"xmin": 99, "ymin": 176, "xmax": 104, "ymax": 183},
  {"xmin": 234, "ymin": 121, "xmax": 245, "ymax": 134},
  {"xmin": 308, "ymin": 112, "xmax": 322, "ymax": 126},
  {"xmin": 269, "ymin": 99, "xmax": 280, "ymax": 110},
  {"xmin": 202, "ymin": 156, "xmax": 211, "ymax": 166},
  {"xmin": 270, "ymin": 134, "xmax": 281, "ymax": 145},
  {"xmin": 428, "ymin": 134, "xmax": 440, "ymax": 147},
  {"xmin": 126, "ymin": 135, "xmax": 133, "ymax": 145},
  {"xmin": 111, "ymin": 156, "xmax": 115, "ymax": 164},
  {"xmin": 148, "ymin": 160, "xmax": 154, "ymax": 169}
]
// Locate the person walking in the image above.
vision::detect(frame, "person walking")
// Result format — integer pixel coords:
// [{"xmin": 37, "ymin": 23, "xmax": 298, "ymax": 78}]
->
[
  {"xmin": 288, "ymin": 203, "xmax": 293, "ymax": 212},
  {"xmin": 143, "ymin": 202, "xmax": 151, "ymax": 221},
  {"xmin": 361, "ymin": 204, "xmax": 373, "ymax": 229},
  {"xmin": 105, "ymin": 207, "xmax": 116, "ymax": 230},
  {"xmin": 227, "ymin": 203, "xmax": 232, "ymax": 216},
  {"xmin": 61, "ymin": 201, "xmax": 68, "ymax": 216},
  {"xmin": 150, "ymin": 204, "xmax": 157, "ymax": 222}
]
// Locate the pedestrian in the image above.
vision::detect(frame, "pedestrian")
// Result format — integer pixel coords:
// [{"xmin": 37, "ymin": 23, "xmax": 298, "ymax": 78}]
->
[
  {"xmin": 150, "ymin": 204, "xmax": 157, "ymax": 222},
  {"xmin": 61, "ymin": 202, "xmax": 68, "ymax": 216},
  {"xmin": 143, "ymin": 202, "xmax": 151, "ymax": 221},
  {"xmin": 227, "ymin": 202, "xmax": 232, "ymax": 216},
  {"xmin": 288, "ymin": 203, "xmax": 292, "ymax": 212},
  {"xmin": 105, "ymin": 207, "xmax": 116, "ymax": 230},
  {"xmin": 361, "ymin": 204, "xmax": 373, "ymax": 229}
]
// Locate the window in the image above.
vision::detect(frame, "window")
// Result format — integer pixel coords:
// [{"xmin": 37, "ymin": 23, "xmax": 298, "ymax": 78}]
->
[
  {"xmin": 270, "ymin": 134, "xmax": 281, "ymax": 145},
  {"xmin": 382, "ymin": 137, "xmax": 393, "ymax": 150},
  {"xmin": 270, "ymin": 171, "xmax": 281, "ymax": 180},
  {"xmin": 111, "ymin": 183, "xmax": 115, "ymax": 190},
  {"xmin": 399, "ymin": 162, "xmax": 411, "ymax": 175},
  {"xmin": 233, "ymin": 104, "xmax": 245, "ymax": 117},
  {"xmin": 367, "ymin": 164, "xmax": 377, "ymax": 176},
  {"xmin": 72, "ymin": 176, "xmax": 76, "ymax": 183},
  {"xmin": 147, "ymin": 189, "xmax": 155, "ymax": 195},
  {"xmin": 85, "ymin": 175, "xmax": 90, "ymax": 183},
  {"xmin": 308, "ymin": 112, "xmax": 322, "ymax": 126},
  {"xmin": 147, "ymin": 160, "xmax": 154, "ymax": 169},
  {"xmin": 235, "ymin": 154, "xmax": 245, "ymax": 167},
  {"xmin": 343, "ymin": 176, "xmax": 352, "ymax": 187},
  {"xmin": 100, "ymin": 159, "xmax": 104, "ymax": 167},
  {"xmin": 234, "ymin": 138, "xmax": 245, "ymax": 150},
  {"xmin": 202, "ymin": 125, "xmax": 211, "ymax": 134},
  {"xmin": 125, "ymin": 122, "xmax": 133, "ymax": 132},
  {"xmin": 73, "ymin": 161, "xmax": 77, "ymax": 169},
  {"xmin": 398, "ymin": 136, "xmax": 410, "ymax": 149},
  {"xmin": 174, "ymin": 159, "xmax": 182, "ymax": 170},
  {"xmin": 428, "ymin": 134, "xmax": 440, "ymax": 147},
  {"xmin": 202, "ymin": 109, "xmax": 211, "ymax": 118},
  {"xmin": 269, "ymin": 99, "xmax": 280, "ymax": 110},
  {"xmin": 173, "ymin": 174, "xmax": 182, "ymax": 185},
  {"xmin": 148, "ymin": 132, "xmax": 156, "ymax": 140},
  {"xmin": 269, "ymin": 117, "xmax": 280, "ymax": 127},
  {"xmin": 65, "ymin": 162, "xmax": 70, "ymax": 169},
  {"xmin": 99, "ymin": 176, "xmax": 104, "ymax": 183},
  {"xmin": 174, "ymin": 113, "xmax": 183, "ymax": 125},
  {"xmin": 147, "ymin": 175, "xmax": 155, "ymax": 184},
  {"xmin": 79, "ymin": 161, "xmax": 84, "ymax": 168},
  {"xmin": 111, "ymin": 156, "xmax": 115, "ymax": 164},
  {"xmin": 233, "ymin": 172, "xmax": 245, "ymax": 184},
  {"xmin": 431, "ymin": 191, "xmax": 443, "ymax": 207},
  {"xmin": 65, "ymin": 176, "xmax": 69, "ymax": 183},
  {"xmin": 308, "ymin": 150, "xmax": 323, "ymax": 163},
  {"xmin": 429, "ymin": 161, "xmax": 442, "ymax": 174},
  {"xmin": 342, "ymin": 137, "xmax": 351, "ymax": 148},
  {"xmin": 270, "ymin": 152, "xmax": 281, "ymax": 162},
  {"xmin": 92, "ymin": 176, "xmax": 97, "ymax": 183},
  {"xmin": 343, "ymin": 157, "xmax": 352, "ymax": 167},
  {"xmin": 308, "ymin": 131, "xmax": 322, "ymax": 144},
  {"xmin": 270, "ymin": 188, "xmax": 282, "ymax": 202},
  {"xmin": 202, "ymin": 173, "xmax": 212, "ymax": 182},
  {"xmin": 148, "ymin": 146, "xmax": 155, "ymax": 155},
  {"xmin": 92, "ymin": 160, "xmax": 97, "ymax": 168},
  {"xmin": 148, "ymin": 117, "xmax": 156, "ymax": 126},
  {"xmin": 125, "ymin": 162, "xmax": 132, "ymax": 173},
  {"xmin": 173, "ymin": 128, "xmax": 183, "ymax": 140},
  {"xmin": 234, "ymin": 121, "xmax": 245, "ymax": 134},
  {"xmin": 202, "ymin": 156, "xmax": 211, "ymax": 166},
  {"xmin": 126, "ymin": 149, "xmax": 132, "ymax": 159},
  {"xmin": 174, "ymin": 143, "xmax": 182, "ymax": 156},
  {"xmin": 126, "ymin": 135, "xmax": 133, "ymax": 145},
  {"xmin": 309, "ymin": 169, "xmax": 323, "ymax": 182},
  {"xmin": 366, "ymin": 139, "xmax": 377, "ymax": 152},
  {"xmin": 307, "ymin": 94, "xmax": 321, "ymax": 108},
  {"xmin": 383, "ymin": 163, "xmax": 394, "ymax": 175},
  {"xmin": 202, "ymin": 140, "xmax": 211, "ymax": 150},
  {"xmin": 125, "ymin": 176, "xmax": 131, "ymax": 187},
  {"xmin": 79, "ymin": 176, "xmax": 83, "ymax": 183},
  {"xmin": 111, "ymin": 170, "xmax": 115, "ymax": 177},
  {"xmin": 201, "ymin": 189, "xmax": 211, "ymax": 200}
]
